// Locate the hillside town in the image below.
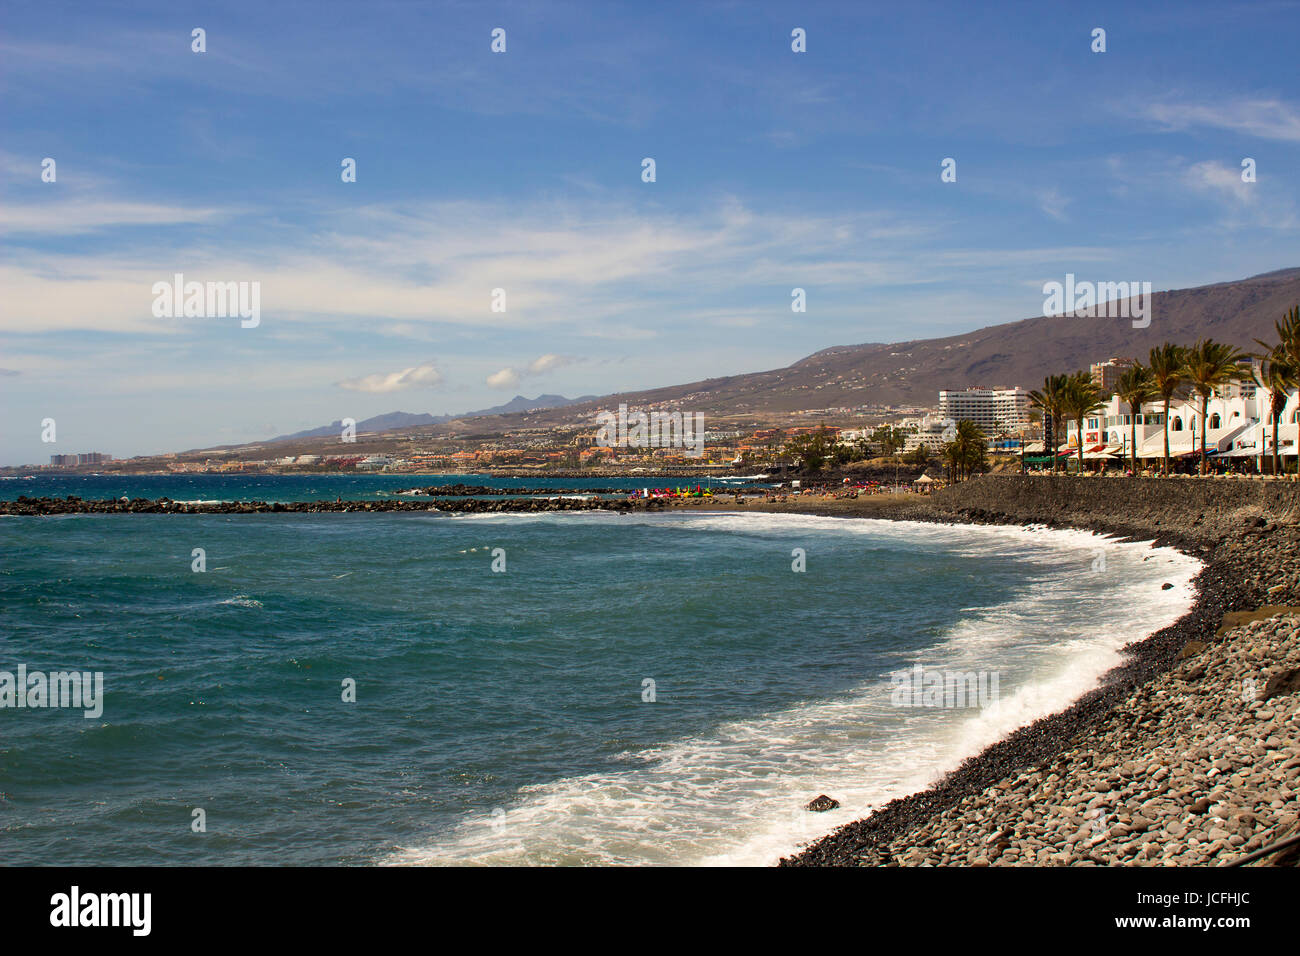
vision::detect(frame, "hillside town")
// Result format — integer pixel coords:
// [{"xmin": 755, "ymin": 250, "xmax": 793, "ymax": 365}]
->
[{"xmin": 16, "ymin": 309, "xmax": 1298, "ymax": 480}]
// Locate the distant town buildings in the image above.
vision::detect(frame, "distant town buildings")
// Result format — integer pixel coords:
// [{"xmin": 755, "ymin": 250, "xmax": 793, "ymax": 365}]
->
[
  {"xmin": 903, "ymin": 416, "xmax": 958, "ymax": 453},
  {"xmin": 938, "ymin": 387, "xmax": 1030, "ymax": 434},
  {"xmin": 49, "ymin": 452, "xmax": 113, "ymax": 467}
]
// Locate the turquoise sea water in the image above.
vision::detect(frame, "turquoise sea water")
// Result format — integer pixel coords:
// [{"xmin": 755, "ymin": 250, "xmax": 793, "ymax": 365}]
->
[{"xmin": 0, "ymin": 478, "xmax": 1200, "ymax": 865}]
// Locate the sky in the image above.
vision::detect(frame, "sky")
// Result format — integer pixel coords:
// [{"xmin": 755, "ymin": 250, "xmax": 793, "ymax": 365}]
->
[{"xmin": 2, "ymin": 0, "xmax": 1299, "ymax": 464}]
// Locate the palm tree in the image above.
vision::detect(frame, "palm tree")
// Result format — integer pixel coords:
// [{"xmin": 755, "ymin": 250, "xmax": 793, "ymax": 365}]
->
[
  {"xmin": 1148, "ymin": 343, "xmax": 1187, "ymax": 475},
  {"xmin": 1028, "ymin": 373, "xmax": 1069, "ymax": 474},
  {"xmin": 940, "ymin": 421, "xmax": 988, "ymax": 483},
  {"xmin": 955, "ymin": 420, "xmax": 987, "ymax": 479},
  {"xmin": 1253, "ymin": 345, "xmax": 1298, "ymax": 476},
  {"xmin": 1114, "ymin": 363, "xmax": 1156, "ymax": 473},
  {"xmin": 1269, "ymin": 304, "xmax": 1300, "ymax": 369},
  {"xmin": 1059, "ymin": 372, "xmax": 1104, "ymax": 474},
  {"xmin": 1256, "ymin": 305, "xmax": 1300, "ymax": 479},
  {"xmin": 1182, "ymin": 339, "xmax": 1247, "ymax": 475}
]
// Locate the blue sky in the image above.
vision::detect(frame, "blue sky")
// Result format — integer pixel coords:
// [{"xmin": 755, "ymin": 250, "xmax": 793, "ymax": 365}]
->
[{"xmin": 2, "ymin": 0, "xmax": 1299, "ymax": 464}]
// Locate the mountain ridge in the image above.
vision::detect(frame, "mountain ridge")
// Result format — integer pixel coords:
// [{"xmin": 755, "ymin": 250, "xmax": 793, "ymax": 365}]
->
[
  {"xmin": 268, "ymin": 394, "xmax": 596, "ymax": 442},
  {"xmin": 221, "ymin": 268, "xmax": 1300, "ymax": 454}
]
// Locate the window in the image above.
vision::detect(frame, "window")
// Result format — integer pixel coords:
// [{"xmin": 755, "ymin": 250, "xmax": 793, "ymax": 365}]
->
[
  {"xmin": 1172, "ymin": 416, "xmax": 1183, "ymax": 432},
  {"xmin": 1210, "ymin": 413, "xmax": 1221, "ymax": 429}
]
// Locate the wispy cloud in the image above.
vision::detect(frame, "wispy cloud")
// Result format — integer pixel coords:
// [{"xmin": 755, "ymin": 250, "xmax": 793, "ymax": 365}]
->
[
  {"xmin": 1183, "ymin": 160, "xmax": 1257, "ymax": 204},
  {"xmin": 1035, "ymin": 188, "xmax": 1071, "ymax": 222},
  {"xmin": 0, "ymin": 200, "xmax": 223, "ymax": 236},
  {"xmin": 0, "ymin": 196, "xmax": 949, "ymax": 336},
  {"xmin": 1141, "ymin": 97, "xmax": 1300, "ymax": 142}
]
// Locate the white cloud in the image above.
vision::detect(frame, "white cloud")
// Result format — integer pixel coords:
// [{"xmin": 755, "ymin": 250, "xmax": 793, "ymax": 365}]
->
[
  {"xmin": 527, "ymin": 354, "xmax": 568, "ymax": 373},
  {"xmin": 337, "ymin": 364, "xmax": 442, "ymax": 393},
  {"xmin": 486, "ymin": 353, "xmax": 574, "ymax": 388},
  {"xmin": 485, "ymin": 368, "xmax": 520, "ymax": 388}
]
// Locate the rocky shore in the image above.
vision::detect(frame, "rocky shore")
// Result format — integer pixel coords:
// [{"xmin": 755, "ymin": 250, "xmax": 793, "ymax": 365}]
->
[
  {"xmin": 799, "ymin": 611, "xmax": 1300, "ymax": 867},
  {"xmin": 782, "ymin": 476, "xmax": 1300, "ymax": 866}
]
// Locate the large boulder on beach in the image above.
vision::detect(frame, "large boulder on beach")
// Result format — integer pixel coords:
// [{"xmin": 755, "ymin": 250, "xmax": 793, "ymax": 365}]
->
[
  {"xmin": 806, "ymin": 795, "xmax": 839, "ymax": 812},
  {"xmin": 1216, "ymin": 606, "xmax": 1300, "ymax": 636},
  {"xmin": 1262, "ymin": 667, "xmax": 1300, "ymax": 701}
]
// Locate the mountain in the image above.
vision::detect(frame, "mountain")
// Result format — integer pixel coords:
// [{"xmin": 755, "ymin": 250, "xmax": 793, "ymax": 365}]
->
[
  {"xmin": 269, "ymin": 395, "xmax": 594, "ymax": 443},
  {"xmin": 478, "ymin": 394, "xmax": 595, "ymax": 417},
  {"xmin": 270, "ymin": 411, "xmax": 437, "ymax": 443},
  {"xmin": 493, "ymin": 267, "xmax": 1300, "ymax": 422}
]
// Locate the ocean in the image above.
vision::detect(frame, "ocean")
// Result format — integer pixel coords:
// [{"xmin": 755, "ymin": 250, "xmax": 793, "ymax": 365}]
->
[{"xmin": 0, "ymin": 475, "xmax": 1200, "ymax": 865}]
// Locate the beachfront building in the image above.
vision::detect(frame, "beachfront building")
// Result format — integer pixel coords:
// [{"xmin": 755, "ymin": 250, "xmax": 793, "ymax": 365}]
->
[
  {"xmin": 938, "ymin": 387, "xmax": 1031, "ymax": 435},
  {"xmin": 1063, "ymin": 373, "xmax": 1299, "ymax": 470}
]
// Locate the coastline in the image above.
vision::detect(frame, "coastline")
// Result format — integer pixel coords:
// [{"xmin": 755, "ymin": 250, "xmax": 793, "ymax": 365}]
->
[{"xmin": 780, "ymin": 477, "xmax": 1300, "ymax": 866}]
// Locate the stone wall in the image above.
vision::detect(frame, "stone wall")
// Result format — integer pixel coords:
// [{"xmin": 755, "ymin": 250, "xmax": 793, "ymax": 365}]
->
[{"xmin": 929, "ymin": 476, "xmax": 1300, "ymax": 542}]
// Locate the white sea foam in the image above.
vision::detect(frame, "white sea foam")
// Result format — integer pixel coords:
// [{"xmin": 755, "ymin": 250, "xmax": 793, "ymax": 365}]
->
[{"xmin": 384, "ymin": 514, "xmax": 1200, "ymax": 867}]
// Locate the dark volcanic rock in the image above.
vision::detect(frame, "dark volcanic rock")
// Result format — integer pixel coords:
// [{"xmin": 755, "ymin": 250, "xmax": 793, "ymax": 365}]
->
[{"xmin": 806, "ymin": 795, "xmax": 840, "ymax": 812}]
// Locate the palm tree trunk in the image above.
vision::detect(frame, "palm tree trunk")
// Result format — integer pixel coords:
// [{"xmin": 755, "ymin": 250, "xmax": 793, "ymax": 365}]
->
[
  {"xmin": 1048, "ymin": 414, "xmax": 1056, "ymax": 473},
  {"xmin": 1076, "ymin": 416, "xmax": 1085, "ymax": 473},
  {"xmin": 1274, "ymin": 412, "xmax": 1281, "ymax": 477},
  {"xmin": 1045, "ymin": 413, "xmax": 1055, "ymax": 473},
  {"xmin": 1200, "ymin": 395, "xmax": 1209, "ymax": 476},
  {"xmin": 1130, "ymin": 412, "xmax": 1138, "ymax": 473},
  {"xmin": 1163, "ymin": 396, "xmax": 1171, "ymax": 475}
]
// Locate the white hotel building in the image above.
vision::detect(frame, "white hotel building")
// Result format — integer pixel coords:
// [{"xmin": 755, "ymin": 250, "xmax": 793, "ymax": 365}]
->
[
  {"xmin": 938, "ymin": 387, "xmax": 1032, "ymax": 435},
  {"xmin": 1063, "ymin": 374, "xmax": 1300, "ymax": 469}
]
